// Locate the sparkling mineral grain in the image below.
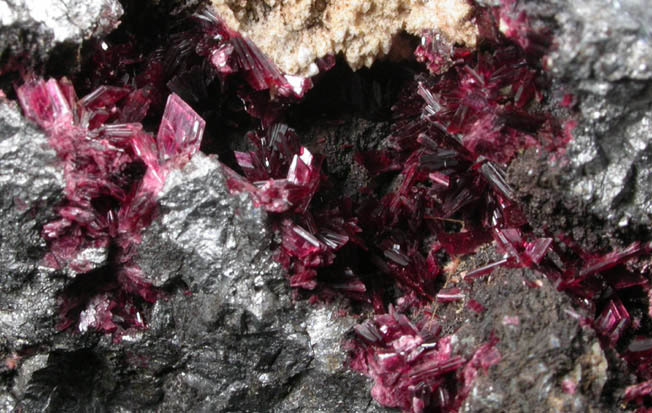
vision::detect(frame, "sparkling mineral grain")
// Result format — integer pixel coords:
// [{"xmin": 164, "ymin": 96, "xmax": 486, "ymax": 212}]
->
[
  {"xmin": 0, "ymin": 98, "xmax": 64, "ymax": 353},
  {"xmin": 0, "ymin": 0, "xmax": 122, "ymax": 68}
]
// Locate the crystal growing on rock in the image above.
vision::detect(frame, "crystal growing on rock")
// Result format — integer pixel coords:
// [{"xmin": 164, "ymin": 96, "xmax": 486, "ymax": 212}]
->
[
  {"xmin": 195, "ymin": 10, "xmax": 312, "ymax": 98},
  {"xmin": 16, "ymin": 77, "xmax": 204, "ymax": 334},
  {"xmin": 349, "ymin": 306, "xmax": 500, "ymax": 412},
  {"xmin": 229, "ymin": 126, "xmax": 322, "ymax": 214},
  {"xmin": 6, "ymin": 0, "xmax": 652, "ymax": 411},
  {"xmin": 595, "ymin": 297, "xmax": 630, "ymax": 347},
  {"xmin": 156, "ymin": 93, "xmax": 206, "ymax": 167}
]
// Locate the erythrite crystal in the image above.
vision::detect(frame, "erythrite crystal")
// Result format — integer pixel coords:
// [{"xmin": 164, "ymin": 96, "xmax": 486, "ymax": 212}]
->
[
  {"xmin": 349, "ymin": 307, "xmax": 500, "ymax": 412},
  {"xmin": 224, "ymin": 122, "xmax": 368, "ymax": 297},
  {"xmin": 17, "ymin": 76, "xmax": 204, "ymax": 335},
  {"xmin": 595, "ymin": 297, "xmax": 630, "ymax": 346},
  {"xmin": 415, "ymin": 31, "xmax": 468, "ymax": 75},
  {"xmin": 625, "ymin": 380, "xmax": 652, "ymax": 403},
  {"xmin": 428, "ymin": 171, "xmax": 450, "ymax": 187},
  {"xmin": 438, "ymin": 231, "xmax": 492, "ymax": 256},
  {"xmin": 464, "ymin": 258, "xmax": 508, "ymax": 281},
  {"xmin": 436, "ymin": 287, "xmax": 465, "ymax": 303},
  {"xmin": 494, "ymin": 0, "xmax": 551, "ymax": 62},
  {"xmin": 502, "ymin": 315, "xmax": 520, "ymax": 326},
  {"xmin": 523, "ymin": 237, "xmax": 553, "ymax": 265},
  {"xmin": 156, "ymin": 93, "xmax": 206, "ymax": 168},
  {"xmin": 228, "ymin": 125, "xmax": 321, "ymax": 214},
  {"xmin": 467, "ymin": 299, "xmax": 486, "ymax": 314},
  {"xmin": 195, "ymin": 10, "xmax": 312, "ymax": 98},
  {"xmin": 579, "ymin": 242, "xmax": 642, "ymax": 279},
  {"xmin": 625, "ymin": 337, "xmax": 652, "ymax": 382},
  {"xmin": 17, "ymin": 79, "xmax": 74, "ymax": 130}
]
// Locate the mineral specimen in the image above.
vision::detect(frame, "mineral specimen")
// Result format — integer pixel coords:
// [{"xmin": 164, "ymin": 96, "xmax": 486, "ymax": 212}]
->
[
  {"xmin": 16, "ymin": 76, "xmax": 204, "ymax": 333},
  {"xmin": 507, "ymin": 0, "xmax": 652, "ymax": 247},
  {"xmin": 2, "ymin": 0, "xmax": 652, "ymax": 412},
  {"xmin": 134, "ymin": 152, "xmax": 390, "ymax": 412}
]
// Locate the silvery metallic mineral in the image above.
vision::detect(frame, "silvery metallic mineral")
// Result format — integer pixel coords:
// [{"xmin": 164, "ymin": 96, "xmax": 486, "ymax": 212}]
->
[
  {"xmin": 126, "ymin": 153, "xmax": 389, "ymax": 412},
  {"xmin": 4, "ymin": 151, "xmax": 388, "ymax": 411},
  {"xmin": 0, "ymin": 98, "xmax": 79, "ymax": 412},
  {"xmin": 556, "ymin": 0, "xmax": 652, "ymax": 227},
  {"xmin": 517, "ymin": 0, "xmax": 652, "ymax": 233},
  {"xmin": 0, "ymin": 99, "xmax": 64, "ymax": 350},
  {"xmin": 0, "ymin": 0, "xmax": 122, "ymax": 66}
]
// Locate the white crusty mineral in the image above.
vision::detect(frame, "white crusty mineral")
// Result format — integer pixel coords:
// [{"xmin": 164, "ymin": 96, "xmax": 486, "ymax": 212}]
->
[{"xmin": 211, "ymin": 0, "xmax": 477, "ymax": 76}]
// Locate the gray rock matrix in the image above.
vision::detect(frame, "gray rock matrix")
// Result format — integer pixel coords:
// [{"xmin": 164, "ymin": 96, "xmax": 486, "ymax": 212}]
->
[
  {"xmin": 534, "ymin": 0, "xmax": 652, "ymax": 231},
  {"xmin": 0, "ymin": 0, "xmax": 122, "ymax": 68},
  {"xmin": 1, "ymin": 0, "xmax": 651, "ymax": 412}
]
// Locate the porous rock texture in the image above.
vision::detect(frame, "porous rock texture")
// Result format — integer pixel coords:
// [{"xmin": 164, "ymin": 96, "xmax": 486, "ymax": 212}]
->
[
  {"xmin": 211, "ymin": 0, "xmax": 477, "ymax": 76},
  {"xmin": 507, "ymin": 0, "xmax": 652, "ymax": 250},
  {"xmin": 437, "ymin": 247, "xmax": 613, "ymax": 412},
  {"xmin": 0, "ymin": 0, "xmax": 122, "ymax": 71}
]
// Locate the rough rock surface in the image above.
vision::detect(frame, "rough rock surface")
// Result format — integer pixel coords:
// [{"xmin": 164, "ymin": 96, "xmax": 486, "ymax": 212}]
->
[
  {"xmin": 211, "ymin": 0, "xmax": 477, "ymax": 76},
  {"xmin": 0, "ymin": 99, "xmax": 64, "ymax": 354},
  {"xmin": 508, "ymin": 0, "xmax": 652, "ymax": 249},
  {"xmin": 0, "ymin": 0, "xmax": 122, "ymax": 70},
  {"xmin": 0, "ymin": 99, "xmax": 66, "ymax": 411},
  {"xmin": 3, "ymin": 152, "xmax": 390, "ymax": 412},
  {"xmin": 436, "ymin": 246, "xmax": 614, "ymax": 412},
  {"xmin": 2, "ymin": 0, "xmax": 652, "ymax": 412},
  {"xmin": 135, "ymin": 153, "xmax": 389, "ymax": 412}
]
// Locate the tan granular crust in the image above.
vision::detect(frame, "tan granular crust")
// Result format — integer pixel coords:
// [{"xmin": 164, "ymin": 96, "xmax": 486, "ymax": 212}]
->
[{"xmin": 211, "ymin": 0, "xmax": 477, "ymax": 76}]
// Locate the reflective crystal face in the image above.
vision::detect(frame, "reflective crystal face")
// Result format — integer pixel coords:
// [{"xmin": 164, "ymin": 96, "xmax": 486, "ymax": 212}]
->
[
  {"xmin": 16, "ymin": 77, "xmax": 205, "ymax": 333},
  {"xmin": 8, "ymin": 1, "xmax": 652, "ymax": 410}
]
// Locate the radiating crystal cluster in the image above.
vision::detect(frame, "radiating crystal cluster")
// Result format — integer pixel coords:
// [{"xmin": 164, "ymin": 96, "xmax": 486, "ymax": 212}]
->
[
  {"xmin": 223, "ymin": 124, "xmax": 364, "ymax": 294},
  {"xmin": 11, "ymin": 3, "xmax": 311, "ymax": 338},
  {"xmin": 349, "ymin": 306, "xmax": 500, "ymax": 412},
  {"xmin": 10, "ymin": 1, "xmax": 652, "ymax": 411},
  {"xmin": 204, "ymin": 2, "xmax": 652, "ymax": 410},
  {"xmin": 16, "ymin": 77, "xmax": 204, "ymax": 334},
  {"xmin": 352, "ymin": 7, "xmax": 651, "ymax": 411},
  {"xmin": 81, "ymin": 9, "xmax": 315, "ymax": 123},
  {"xmin": 195, "ymin": 10, "xmax": 313, "ymax": 98}
]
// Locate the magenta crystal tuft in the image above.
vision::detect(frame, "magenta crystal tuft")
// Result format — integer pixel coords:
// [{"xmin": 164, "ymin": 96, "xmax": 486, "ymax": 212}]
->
[
  {"xmin": 17, "ymin": 79, "xmax": 73, "ymax": 130},
  {"xmin": 156, "ymin": 93, "xmax": 206, "ymax": 168},
  {"xmin": 595, "ymin": 297, "xmax": 630, "ymax": 346},
  {"xmin": 15, "ymin": 78, "xmax": 204, "ymax": 336}
]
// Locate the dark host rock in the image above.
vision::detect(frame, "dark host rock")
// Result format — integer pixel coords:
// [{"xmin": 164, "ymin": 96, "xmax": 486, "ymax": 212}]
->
[
  {"xmin": 434, "ymin": 246, "xmax": 613, "ymax": 412},
  {"xmin": 0, "ymin": 100, "xmax": 65, "ymax": 410},
  {"xmin": 0, "ymin": 0, "xmax": 122, "ymax": 71},
  {"xmin": 126, "ymin": 153, "xmax": 387, "ymax": 412},
  {"xmin": 0, "ymin": 99, "xmax": 65, "ymax": 350},
  {"xmin": 296, "ymin": 117, "xmax": 390, "ymax": 202},
  {"xmin": 4, "ymin": 151, "xmax": 390, "ymax": 412},
  {"xmin": 509, "ymin": 0, "xmax": 652, "ymax": 248}
]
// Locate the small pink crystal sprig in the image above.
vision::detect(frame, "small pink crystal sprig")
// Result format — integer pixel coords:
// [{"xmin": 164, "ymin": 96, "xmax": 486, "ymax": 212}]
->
[{"xmin": 17, "ymin": 77, "xmax": 205, "ymax": 334}]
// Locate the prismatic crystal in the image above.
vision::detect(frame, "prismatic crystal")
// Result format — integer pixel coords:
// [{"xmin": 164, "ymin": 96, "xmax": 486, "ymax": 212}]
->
[
  {"xmin": 7, "ymin": 0, "xmax": 652, "ymax": 411},
  {"xmin": 16, "ymin": 77, "xmax": 204, "ymax": 335}
]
